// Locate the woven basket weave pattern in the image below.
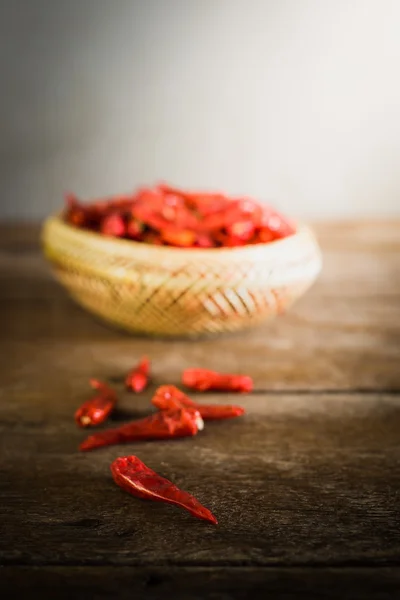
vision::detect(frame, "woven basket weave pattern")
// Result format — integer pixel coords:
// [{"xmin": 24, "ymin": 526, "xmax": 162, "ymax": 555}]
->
[{"xmin": 42, "ymin": 216, "xmax": 322, "ymax": 336}]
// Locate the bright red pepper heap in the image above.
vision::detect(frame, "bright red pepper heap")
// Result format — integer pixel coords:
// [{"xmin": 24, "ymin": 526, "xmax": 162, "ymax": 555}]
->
[{"xmin": 63, "ymin": 183, "xmax": 296, "ymax": 248}]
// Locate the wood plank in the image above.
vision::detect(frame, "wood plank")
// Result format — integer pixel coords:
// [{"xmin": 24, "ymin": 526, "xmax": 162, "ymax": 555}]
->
[
  {"xmin": 1, "ymin": 322, "xmax": 399, "ymax": 391},
  {"xmin": 1, "ymin": 222, "xmax": 400, "ymax": 588},
  {"xmin": 1, "ymin": 392, "xmax": 400, "ymax": 566},
  {"xmin": 0, "ymin": 222, "xmax": 41, "ymax": 249},
  {"xmin": 1, "ymin": 222, "xmax": 399, "ymax": 390},
  {"xmin": 1, "ymin": 566, "xmax": 400, "ymax": 599}
]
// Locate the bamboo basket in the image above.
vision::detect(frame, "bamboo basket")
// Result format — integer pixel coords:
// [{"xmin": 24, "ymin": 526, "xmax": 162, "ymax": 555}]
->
[{"xmin": 41, "ymin": 215, "xmax": 322, "ymax": 337}]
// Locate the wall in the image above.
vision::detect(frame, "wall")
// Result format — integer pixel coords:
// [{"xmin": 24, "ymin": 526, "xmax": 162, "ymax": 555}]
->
[{"xmin": 1, "ymin": 0, "xmax": 399, "ymax": 220}]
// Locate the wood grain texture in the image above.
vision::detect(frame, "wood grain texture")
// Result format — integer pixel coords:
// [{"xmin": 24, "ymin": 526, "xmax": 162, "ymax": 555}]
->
[
  {"xmin": 1, "ymin": 567, "xmax": 400, "ymax": 600},
  {"xmin": 1, "ymin": 391, "xmax": 400, "ymax": 566},
  {"xmin": 1, "ymin": 222, "xmax": 400, "ymax": 597},
  {"xmin": 0, "ymin": 221, "xmax": 399, "ymax": 391}
]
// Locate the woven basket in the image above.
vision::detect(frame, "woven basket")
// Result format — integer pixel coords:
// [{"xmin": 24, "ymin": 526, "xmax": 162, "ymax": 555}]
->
[{"xmin": 41, "ymin": 215, "xmax": 322, "ymax": 337}]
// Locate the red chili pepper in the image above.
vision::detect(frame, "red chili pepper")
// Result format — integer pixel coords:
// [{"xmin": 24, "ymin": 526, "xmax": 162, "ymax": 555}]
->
[
  {"xmin": 158, "ymin": 184, "xmax": 228, "ymax": 216},
  {"xmin": 137, "ymin": 211, "xmax": 174, "ymax": 232},
  {"xmin": 111, "ymin": 456, "xmax": 217, "ymax": 524},
  {"xmin": 64, "ymin": 193, "xmax": 88, "ymax": 227},
  {"xmin": 75, "ymin": 379, "xmax": 117, "ymax": 428},
  {"xmin": 195, "ymin": 233, "xmax": 215, "ymax": 248},
  {"xmin": 101, "ymin": 212, "xmax": 126, "ymax": 237},
  {"xmin": 161, "ymin": 205, "xmax": 178, "ymax": 221},
  {"xmin": 125, "ymin": 356, "xmax": 150, "ymax": 393},
  {"xmin": 63, "ymin": 184, "xmax": 296, "ymax": 248},
  {"xmin": 157, "ymin": 183, "xmax": 191, "ymax": 200},
  {"xmin": 126, "ymin": 218, "xmax": 144, "ymax": 240},
  {"xmin": 161, "ymin": 201, "xmax": 200, "ymax": 231},
  {"xmin": 216, "ymin": 233, "xmax": 247, "ymax": 248},
  {"xmin": 226, "ymin": 220, "xmax": 255, "ymax": 242},
  {"xmin": 267, "ymin": 214, "xmax": 296, "ymax": 239},
  {"xmin": 259, "ymin": 209, "xmax": 296, "ymax": 239},
  {"xmin": 257, "ymin": 227, "xmax": 276, "ymax": 243},
  {"xmin": 141, "ymin": 231, "xmax": 164, "ymax": 245},
  {"xmin": 182, "ymin": 368, "xmax": 253, "ymax": 393},
  {"xmin": 161, "ymin": 229, "xmax": 197, "ymax": 247},
  {"xmin": 201, "ymin": 200, "xmax": 243, "ymax": 232},
  {"xmin": 192, "ymin": 194, "xmax": 230, "ymax": 217},
  {"xmin": 152, "ymin": 385, "xmax": 245, "ymax": 420},
  {"xmin": 79, "ymin": 407, "xmax": 203, "ymax": 451}
]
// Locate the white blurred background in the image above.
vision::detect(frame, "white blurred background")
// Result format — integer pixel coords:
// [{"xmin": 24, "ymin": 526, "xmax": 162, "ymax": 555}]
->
[{"xmin": 1, "ymin": 0, "xmax": 399, "ymax": 220}]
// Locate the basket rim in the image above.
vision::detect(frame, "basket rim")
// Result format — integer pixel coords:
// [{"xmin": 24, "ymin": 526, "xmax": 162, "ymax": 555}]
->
[{"xmin": 43, "ymin": 213, "xmax": 315, "ymax": 259}]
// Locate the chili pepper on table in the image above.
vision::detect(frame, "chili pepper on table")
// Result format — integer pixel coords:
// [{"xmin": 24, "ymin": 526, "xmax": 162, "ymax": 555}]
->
[
  {"xmin": 182, "ymin": 368, "xmax": 253, "ymax": 393},
  {"xmin": 125, "ymin": 356, "xmax": 150, "ymax": 393},
  {"xmin": 75, "ymin": 379, "xmax": 117, "ymax": 428},
  {"xmin": 111, "ymin": 455, "xmax": 218, "ymax": 525},
  {"xmin": 152, "ymin": 385, "xmax": 245, "ymax": 420},
  {"xmin": 80, "ymin": 407, "xmax": 203, "ymax": 452}
]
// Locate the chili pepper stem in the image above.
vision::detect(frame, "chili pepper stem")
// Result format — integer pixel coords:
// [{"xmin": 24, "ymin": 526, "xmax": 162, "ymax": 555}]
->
[
  {"xmin": 74, "ymin": 379, "xmax": 118, "ymax": 428},
  {"xmin": 195, "ymin": 414, "xmax": 204, "ymax": 431}
]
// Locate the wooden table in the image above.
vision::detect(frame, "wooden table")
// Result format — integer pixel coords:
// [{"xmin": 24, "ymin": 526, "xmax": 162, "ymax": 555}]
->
[{"xmin": 1, "ymin": 222, "xmax": 399, "ymax": 599}]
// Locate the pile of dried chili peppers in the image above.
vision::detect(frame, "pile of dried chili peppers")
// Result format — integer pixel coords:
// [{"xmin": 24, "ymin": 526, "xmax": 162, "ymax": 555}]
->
[
  {"xmin": 74, "ymin": 357, "xmax": 253, "ymax": 525},
  {"xmin": 64, "ymin": 183, "xmax": 295, "ymax": 248}
]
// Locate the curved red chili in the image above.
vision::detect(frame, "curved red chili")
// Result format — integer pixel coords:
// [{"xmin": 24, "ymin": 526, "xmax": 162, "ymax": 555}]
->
[
  {"xmin": 80, "ymin": 407, "xmax": 204, "ymax": 452},
  {"xmin": 125, "ymin": 356, "xmax": 150, "ymax": 393},
  {"xmin": 101, "ymin": 212, "xmax": 126, "ymax": 237},
  {"xmin": 111, "ymin": 456, "xmax": 217, "ymax": 525},
  {"xmin": 152, "ymin": 385, "xmax": 245, "ymax": 420},
  {"xmin": 74, "ymin": 379, "xmax": 117, "ymax": 428},
  {"xmin": 182, "ymin": 369, "xmax": 253, "ymax": 393}
]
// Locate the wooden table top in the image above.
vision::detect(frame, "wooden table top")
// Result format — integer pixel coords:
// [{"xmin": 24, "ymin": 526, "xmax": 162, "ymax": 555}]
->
[{"xmin": 1, "ymin": 221, "xmax": 399, "ymax": 599}]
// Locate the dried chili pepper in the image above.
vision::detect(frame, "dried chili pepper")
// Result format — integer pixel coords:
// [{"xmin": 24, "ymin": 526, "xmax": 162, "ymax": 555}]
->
[
  {"xmin": 63, "ymin": 183, "xmax": 296, "ymax": 248},
  {"xmin": 191, "ymin": 194, "xmax": 230, "ymax": 217},
  {"xmin": 182, "ymin": 368, "xmax": 253, "ymax": 393},
  {"xmin": 125, "ymin": 356, "xmax": 150, "ymax": 393},
  {"xmin": 258, "ymin": 228, "xmax": 275, "ymax": 243},
  {"xmin": 101, "ymin": 212, "xmax": 126, "ymax": 237},
  {"xmin": 126, "ymin": 218, "xmax": 144, "ymax": 240},
  {"xmin": 195, "ymin": 233, "xmax": 215, "ymax": 248},
  {"xmin": 80, "ymin": 407, "xmax": 203, "ymax": 451},
  {"xmin": 75, "ymin": 379, "xmax": 117, "ymax": 428},
  {"xmin": 141, "ymin": 231, "xmax": 164, "ymax": 245},
  {"xmin": 64, "ymin": 193, "xmax": 87, "ymax": 227},
  {"xmin": 226, "ymin": 220, "xmax": 255, "ymax": 242},
  {"xmin": 161, "ymin": 229, "xmax": 196, "ymax": 247},
  {"xmin": 259, "ymin": 208, "xmax": 296, "ymax": 239},
  {"xmin": 111, "ymin": 456, "xmax": 217, "ymax": 524},
  {"xmin": 152, "ymin": 385, "xmax": 245, "ymax": 420}
]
